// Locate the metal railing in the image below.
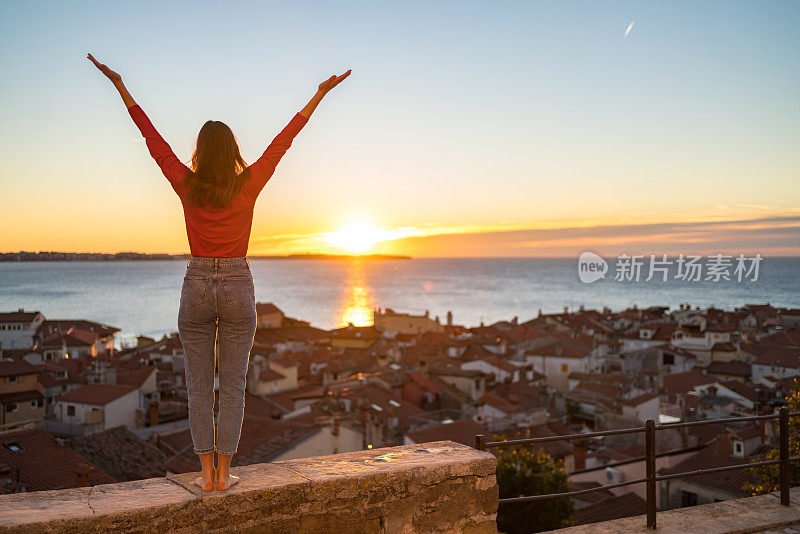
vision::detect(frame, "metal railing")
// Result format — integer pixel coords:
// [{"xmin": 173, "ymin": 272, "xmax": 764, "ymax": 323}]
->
[{"xmin": 475, "ymin": 407, "xmax": 800, "ymax": 529}]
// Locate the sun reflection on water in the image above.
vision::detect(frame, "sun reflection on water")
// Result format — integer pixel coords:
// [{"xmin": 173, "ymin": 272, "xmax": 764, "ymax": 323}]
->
[{"xmin": 339, "ymin": 260, "xmax": 374, "ymax": 327}]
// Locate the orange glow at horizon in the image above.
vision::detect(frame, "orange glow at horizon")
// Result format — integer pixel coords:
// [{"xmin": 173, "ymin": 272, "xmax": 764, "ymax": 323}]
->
[{"xmin": 325, "ymin": 221, "xmax": 387, "ymax": 254}]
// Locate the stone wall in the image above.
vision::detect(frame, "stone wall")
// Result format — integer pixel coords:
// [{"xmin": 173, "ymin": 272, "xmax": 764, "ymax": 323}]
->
[{"xmin": 0, "ymin": 441, "xmax": 498, "ymax": 534}]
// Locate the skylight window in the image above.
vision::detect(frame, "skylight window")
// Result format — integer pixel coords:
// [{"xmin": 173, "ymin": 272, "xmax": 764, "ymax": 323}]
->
[{"xmin": 3, "ymin": 441, "xmax": 23, "ymax": 452}]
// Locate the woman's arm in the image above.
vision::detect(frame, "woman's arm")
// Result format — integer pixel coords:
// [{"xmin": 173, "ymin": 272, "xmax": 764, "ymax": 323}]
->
[
  {"xmin": 87, "ymin": 53, "xmax": 189, "ymax": 192},
  {"xmin": 300, "ymin": 69, "xmax": 352, "ymax": 119},
  {"xmin": 246, "ymin": 69, "xmax": 351, "ymax": 197},
  {"xmin": 87, "ymin": 53, "xmax": 137, "ymax": 108}
]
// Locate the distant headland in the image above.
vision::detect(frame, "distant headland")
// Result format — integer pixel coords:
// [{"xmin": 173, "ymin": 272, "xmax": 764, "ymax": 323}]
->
[{"xmin": 0, "ymin": 251, "xmax": 411, "ymax": 261}]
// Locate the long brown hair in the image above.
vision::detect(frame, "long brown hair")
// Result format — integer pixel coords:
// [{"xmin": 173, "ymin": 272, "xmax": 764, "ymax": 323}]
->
[{"xmin": 185, "ymin": 120, "xmax": 249, "ymax": 209}]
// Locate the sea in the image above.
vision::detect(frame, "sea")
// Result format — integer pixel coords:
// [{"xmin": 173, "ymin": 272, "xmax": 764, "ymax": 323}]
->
[{"xmin": 1, "ymin": 257, "xmax": 798, "ymax": 344}]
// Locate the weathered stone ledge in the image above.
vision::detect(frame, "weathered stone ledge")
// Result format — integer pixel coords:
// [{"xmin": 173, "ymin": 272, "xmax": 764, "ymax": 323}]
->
[
  {"xmin": 0, "ymin": 441, "xmax": 498, "ymax": 534},
  {"xmin": 552, "ymin": 487, "xmax": 800, "ymax": 534}
]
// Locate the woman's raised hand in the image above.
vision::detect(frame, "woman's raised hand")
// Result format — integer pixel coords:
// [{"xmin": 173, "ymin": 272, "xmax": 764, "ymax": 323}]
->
[
  {"xmin": 318, "ymin": 69, "xmax": 352, "ymax": 95},
  {"xmin": 87, "ymin": 53, "xmax": 122, "ymax": 84}
]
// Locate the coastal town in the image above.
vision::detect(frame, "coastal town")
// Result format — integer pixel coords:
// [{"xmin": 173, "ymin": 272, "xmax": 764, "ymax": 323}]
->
[{"xmin": 1, "ymin": 302, "xmax": 800, "ymax": 525}]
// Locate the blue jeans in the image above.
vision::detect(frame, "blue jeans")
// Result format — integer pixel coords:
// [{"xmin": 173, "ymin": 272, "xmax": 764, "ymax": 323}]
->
[{"xmin": 177, "ymin": 256, "xmax": 256, "ymax": 456}]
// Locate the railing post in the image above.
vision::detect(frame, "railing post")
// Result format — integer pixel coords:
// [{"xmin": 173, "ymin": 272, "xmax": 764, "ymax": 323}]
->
[
  {"xmin": 645, "ymin": 419, "xmax": 657, "ymax": 529},
  {"xmin": 779, "ymin": 407, "xmax": 790, "ymax": 506},
  {"xmin": 475, "ymin": 434, "xmax": 486, "ymax": 452}
]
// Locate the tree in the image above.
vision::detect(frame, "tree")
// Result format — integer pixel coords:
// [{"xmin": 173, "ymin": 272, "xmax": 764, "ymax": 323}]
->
[
  {"xmin": 745, "ymin": 377, "xmax": 800, "ymax": 495},
  {"xmin": 495, "ymin": 445, "xmax": 575, "ymax": 533}
]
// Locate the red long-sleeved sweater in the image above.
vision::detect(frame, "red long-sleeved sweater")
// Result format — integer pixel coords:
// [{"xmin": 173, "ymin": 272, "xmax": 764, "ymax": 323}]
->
[{"xmin": 127, "ymin": 104, "xmax": 308, "ymax": 257}]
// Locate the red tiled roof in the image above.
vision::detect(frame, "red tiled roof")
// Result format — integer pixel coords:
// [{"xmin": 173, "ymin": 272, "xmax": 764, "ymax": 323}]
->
[
  {"xmin": 731, "ymin": 426, "xmax": 762, "ymax": 440},
  {"xmin": 406, "ymin": 418, "xmax": 487, "ymax": 447},
  {"xmin": 492, "ymin": 423, "xmax": 574, "ymax": 459},
  {"xmin": 705, "ymin": 323, "xmax": 737, "ymax": 333},
  {"xmin": 329, "ymin": 325, "xmax": 382, "ymax": 340},
  {"xmin": 661, "ymin": 369, "xmax": 716, "ymax": 395},
  {"xmin": 707, "ymin": 360, "xmax": 751, "ymax": 377},
  {"xmin": 627, "ymin": 323, "xmax": 678, "ymax": 342},
  {"xmin": 0, "ymin": 311, "xmax": 41, "ymax": 323},
  {"xmin": 744, "ymin": 343, "xmax": 800, "ymax": 369},
  {"xmin": 568, "ymin": 372, "xmax": 627, "ymax": 388},
  {"xmin": 570, "ymin": 481, "xmax": 615, "ymax": 504},
  {"xmin": 271, "ymin": 351, "xmax": 299, "ymax": 367},
  {"xmin": 265, "ymin": 384, "xmax": 326, "ymax": 412},
  {"xmin": 36, "ymin": 319, "xmax": 119, "ymax": 338},
  {"xmin": 759, "ymin": 330, "xmax": 800, "ymax": 348},
  {"xmin": 57, "ymin": 383, "xmax": 136, "ymax": 405},
  {"xmin": 574, "ymin": 492, "xmax": 647, "ymax": 525},
  {"xmin": 256, "ymin": 302, "xmax": 283, "ymax": 315},
  {"xmin": 720, "ymin": 380, "xmax": 759, "ymax": 402},
  {"xmin": 479, "ymin": 354, "xmax": 519, "ymax": 373},
  {"xmin": 0, "ymin": 357, "xmax": 39, "ymax": 377},
  {"xmin": 259, "ymin": 368, "xmax": 286, "ymax": 381},
  {"xmin": 622, "ymin": 393, "xmax": 659, "ymax": 407},
  {"xmin": 658, "ymin": 434, "xmax": 756, "ymax": 493},
  {"xmin": 338, "ymin": 384, "xmax": 427, "ymax": 426},
  {"xmin": 479, "ymin": 392, "xmax": 521, "ymax": 414},
  {"xmin": 460, "ymin": 343, "xmax": 500, "ymax": 362},
  {"xmin": 490, "ymin": 382, "xmax": 546, "ymax": 412},
  {"xmin": 164, "ymin": 456, "xmax": 199, "ymax": 474},
  {"xmin": 158, "ymin": 416, "xmax": 319, "ymax": 468},
  {"xmin": 68, "ymin": 426, "xmax": 170, "ymax": 482},
  {"xmin": 525, "ymin": 341, "xmax": 590, "ymax": 359},
  {"xmin": 0, "ymin": 428, "xmax": 116, "ymax": 491},
  {"xmin": 116, "ymin": 366, "xmax": 156, "ymax": 388},
  {"xmin": 571, "ymin": 381, "xmax": 619, "ymax": 400}
]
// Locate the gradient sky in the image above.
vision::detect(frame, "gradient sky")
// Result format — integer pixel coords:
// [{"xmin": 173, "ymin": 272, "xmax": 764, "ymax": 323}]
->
[{"xmin": 1, "ymin": 1, "xmax": 798, "ymax": 257}]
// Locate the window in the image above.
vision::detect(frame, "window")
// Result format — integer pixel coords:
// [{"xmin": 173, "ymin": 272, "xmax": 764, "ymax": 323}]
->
[
  {"xmin": 561, "ymin": 364, "xmax": 568, "ymax": 373},
  {"xmin": 663, "ymin": 353, "xmax": 675, "ymax": 365},
  {"xmin": 6, "ymin": 402, "xmax": 18, "ymax": 413},
  {"xmin": 3, "ymin": 441, "xmax": 22, "ymax": 452},
  {"xmin": 30, "ymin": 399, "xmax": 39, "ymax": 409},
  {"xmin": 681, "ymin": 491, "xmax": 698, "ymax": 507},
  {"xmin": 7, "ymin": 375, "xmax": 17, "ymax": 384},
  {"xmin": 67, "ymin": 405, "xmax": 76, "ymax": 416}
]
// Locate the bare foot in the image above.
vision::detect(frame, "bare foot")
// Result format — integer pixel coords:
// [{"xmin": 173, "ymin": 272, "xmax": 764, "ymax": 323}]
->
[
  {"xmin": 215, "ymin": 474, "xmax": 240, "ymax": 491},
  {"xmin": 193, "ymin": 472, "xmax": 216, "ymax": 491}
]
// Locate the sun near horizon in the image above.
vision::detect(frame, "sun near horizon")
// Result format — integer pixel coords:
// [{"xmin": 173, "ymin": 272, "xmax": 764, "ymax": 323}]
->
[{"xmin": 325, "ymin": 221, "xmax": 388, "ymax": 255}]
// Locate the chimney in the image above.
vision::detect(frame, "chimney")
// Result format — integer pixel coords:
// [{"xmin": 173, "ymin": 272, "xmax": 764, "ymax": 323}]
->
[
  {"xmin": 446, "ymin": 311, "xmax": 453, "ymax": 326},
  {"xmin": 563, "ymin": 306, "xmax": 569, "ymax": 315},
  {"xmin": 512, "ymin": 316, "xmax": 518, "ymax": 326},
  {"xmin": 573, "ymin": 438, "xmax": 587, "ymax": 471},
  {"xmin": 149, "ymin": 401, "xmax": 159, "ymax": 427}
]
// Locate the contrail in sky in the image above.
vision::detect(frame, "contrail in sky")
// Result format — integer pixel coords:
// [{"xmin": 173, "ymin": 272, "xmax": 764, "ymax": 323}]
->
[{"xmin": 624, "ymin": 21, "xmax": 635, "ymax": 38}]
